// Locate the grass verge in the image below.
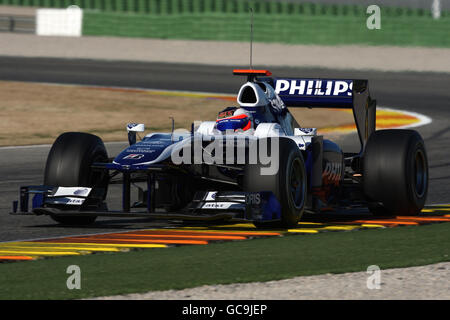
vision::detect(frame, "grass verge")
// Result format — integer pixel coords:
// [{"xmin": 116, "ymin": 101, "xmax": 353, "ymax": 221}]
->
[
  {"xmin": 0, "ymin": 222, "xmax": 449, "ymax": 299},
  {"xmin": 83, "ymin": 11, "xmax": 450, "ymax": 48},
  {"xmin": 5, "ymin": 1, "xmax": 450, "ymax": 47}
]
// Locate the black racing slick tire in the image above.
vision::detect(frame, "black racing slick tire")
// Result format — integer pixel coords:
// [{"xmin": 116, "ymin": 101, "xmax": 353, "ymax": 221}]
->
[
  {"xmin": 44, "ymin": 132, "xmax": 109, "ymax": 225},
  {"xmin": 243, "ymin": 138, "xmax": 307, "ymax": 228},
  {"xmin": 363, "ymin": 129, "xmax": 428, "ymax": 216}
]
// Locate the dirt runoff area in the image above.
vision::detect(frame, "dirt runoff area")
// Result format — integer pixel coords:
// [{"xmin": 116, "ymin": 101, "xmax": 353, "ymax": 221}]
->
[
  {"xmin": 93, "ymin": 262, "xmax": 450, "ymax": 300},
  {"xmin": 0, "ymin": 81, "xmax": 353, "ymax": 146}
]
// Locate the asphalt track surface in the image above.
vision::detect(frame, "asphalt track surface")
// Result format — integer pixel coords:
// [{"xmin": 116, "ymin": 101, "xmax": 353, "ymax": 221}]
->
[{"xmin": 0, "ymin": 57, "xmax": 449, "ymax": 242}]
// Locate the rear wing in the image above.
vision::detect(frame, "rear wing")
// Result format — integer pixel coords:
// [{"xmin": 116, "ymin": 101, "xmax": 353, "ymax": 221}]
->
[{"xmin": 272, "ymin": 78, "xmax": 376, "ymax": 153}]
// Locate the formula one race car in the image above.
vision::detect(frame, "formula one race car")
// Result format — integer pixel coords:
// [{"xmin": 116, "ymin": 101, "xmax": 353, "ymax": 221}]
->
[{"xmin": 11, "ymin": 69, "xmax": 429, "ymax": 228}]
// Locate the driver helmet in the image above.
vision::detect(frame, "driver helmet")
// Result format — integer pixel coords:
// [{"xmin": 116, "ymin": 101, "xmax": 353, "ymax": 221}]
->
[{"xmin": 216, "ymin": 107, "xmax": 253, "ymax": 132}]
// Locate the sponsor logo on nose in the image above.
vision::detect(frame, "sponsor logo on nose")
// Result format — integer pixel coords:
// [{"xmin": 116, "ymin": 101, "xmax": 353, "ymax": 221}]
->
[{"xmin": 124, "ymin": 154, "xmax": 145, "ymax": 160}]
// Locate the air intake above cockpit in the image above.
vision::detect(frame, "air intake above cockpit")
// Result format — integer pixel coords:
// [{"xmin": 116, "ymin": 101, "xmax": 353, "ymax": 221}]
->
[{"xmin": 237, "ymin": 82, "xmax": 270, "ymax": 108}]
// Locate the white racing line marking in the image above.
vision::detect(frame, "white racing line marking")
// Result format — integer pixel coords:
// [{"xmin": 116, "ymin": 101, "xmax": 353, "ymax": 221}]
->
[
  {"xmin": 0, "ymin": 141, "xmax": 127, "ymax": 151},
  {"xmin": 0, "ymin": 227, "xmax": 153, "ymax": 245},
  {"xmin": 12, "ymin": 81, "xmax": 236, "ymax": 98},
  {"xmin": 0, "ymin": 144, "xmax": 52, "ymax": 150},
  {"xmin": 378, "ymin": 106, "xmax": 433, "ymax": 129},
  {"xmin": 0, "ymin": 179, "xmax": 33, "ymax": 184}
]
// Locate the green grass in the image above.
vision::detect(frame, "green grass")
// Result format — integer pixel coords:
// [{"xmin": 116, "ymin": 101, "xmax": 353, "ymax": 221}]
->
[
  {"xmin": 81, "ymin": 12, "xmax": 450, "ymax": 48},
  {"xmin": 0, "ymin": 222, "xmax": 449, "ymax": 299},
  {"xmin": 3, "ymin": 0, "xmax": 450, "ymax": 47}
]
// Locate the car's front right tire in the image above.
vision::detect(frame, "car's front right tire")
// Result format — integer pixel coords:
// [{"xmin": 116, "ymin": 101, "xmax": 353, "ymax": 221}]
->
[
  {"xmin": 44, "ymin": 132, "xmax": 109, "ymax": 225},
  {"xmin": 243, "ymin": 138, "xmax": 307, "ymax": 228}
]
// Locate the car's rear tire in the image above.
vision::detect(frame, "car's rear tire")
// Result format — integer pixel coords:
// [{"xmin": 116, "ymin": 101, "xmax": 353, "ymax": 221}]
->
[
  {"xmin": 363, "ymin": 129, "xmax": 428, "ymax": 216},
  {"xmin": 44, "ymin": 132, "xmax": 109, "ymax": 225},
  {"xmin": 243, "ymin": 138, "xmax": 307, "ymax": 228}
]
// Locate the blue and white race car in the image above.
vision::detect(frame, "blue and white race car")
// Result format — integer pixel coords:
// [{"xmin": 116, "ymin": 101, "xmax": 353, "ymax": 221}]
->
[{"xmin": 12, "ymin": 69, "xmax": 429, "ymax": 228}]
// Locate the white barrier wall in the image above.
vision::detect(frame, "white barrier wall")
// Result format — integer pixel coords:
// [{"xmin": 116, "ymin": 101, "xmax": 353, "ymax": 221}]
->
[{"xmin": 36, "ymin": 7, "xmax": 83, "ymax": 37}]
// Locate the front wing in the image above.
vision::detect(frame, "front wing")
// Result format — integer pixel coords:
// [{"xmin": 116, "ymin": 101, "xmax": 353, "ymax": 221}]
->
[{"xmin": 11, "ymin": 187, "xmax": 282, "ymax": 223}]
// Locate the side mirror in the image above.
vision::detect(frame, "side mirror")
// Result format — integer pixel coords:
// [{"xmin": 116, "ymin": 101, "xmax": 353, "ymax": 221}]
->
[{"xmin": 127, "ymin": 123, "xmax": 145, "ymax": 145}]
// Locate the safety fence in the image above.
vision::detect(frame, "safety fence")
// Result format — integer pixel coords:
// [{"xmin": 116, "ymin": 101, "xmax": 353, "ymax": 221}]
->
[{"xmin": 0, "ymin": 14, "xmax": 35, "ymax": 33}]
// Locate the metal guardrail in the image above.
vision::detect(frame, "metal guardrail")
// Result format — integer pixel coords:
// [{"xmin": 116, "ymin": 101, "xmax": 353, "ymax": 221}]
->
[{"xmin": 0, "ymin": 15, "xmax": 35, "ymax": 33}]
